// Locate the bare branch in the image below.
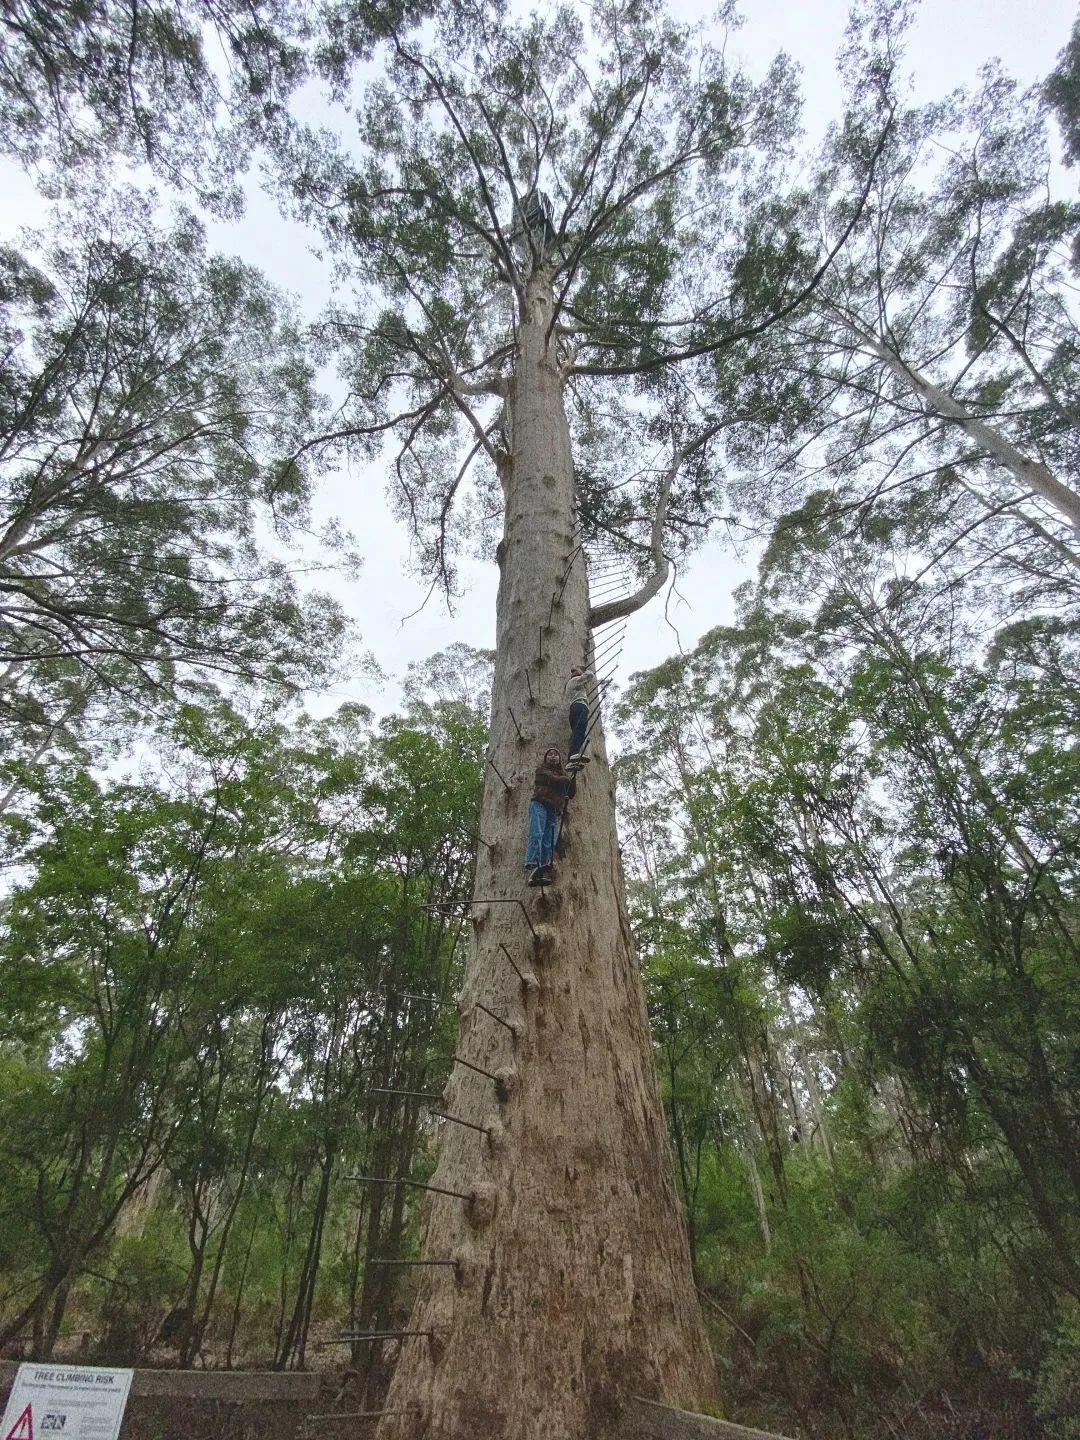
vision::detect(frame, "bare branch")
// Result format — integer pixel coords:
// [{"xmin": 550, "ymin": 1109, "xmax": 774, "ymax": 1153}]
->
[{"xmin": 571, "ymin": 106, "xmax": 896, "ymax": 378}]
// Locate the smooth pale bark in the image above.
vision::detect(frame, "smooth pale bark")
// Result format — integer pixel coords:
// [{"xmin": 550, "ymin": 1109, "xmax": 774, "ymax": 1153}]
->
[
  {"xmin": 742, "ymin": 1140, "xmax": 772, "ymax": 1257},
  {"xmin": 798, "ymin": 1053, "xmax": 834, "ymax": 1174},
  {"xmin": 825, "ymin": 303, "xmax": 1080, "ymax": 539},
  {"xmin": 780, "ymin": 996, "xmax": 835, "ymax": 1176},
  {"xmin": 376, "ymin": 272, "xmax": 715, "ymax": 1439},
  {"xmin": 728, "ymin": 1083, "xmax": 771, "ymax": 1257}
]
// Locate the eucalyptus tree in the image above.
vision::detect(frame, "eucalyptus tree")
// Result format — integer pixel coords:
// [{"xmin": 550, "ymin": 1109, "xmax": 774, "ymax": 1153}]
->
[
  {"xmin": 1046, "ymin": 15, "xmax": 1080, "ymax": 166},
  {"xmin": 0, "ymin": 0, "xmax": 446, "ymax": 217},
  {"xmin": 279, "ymin": 1, "xmax": 890, "ymax": 1431},
  {"xmin": 0, "ymin": 192, "xmax": 346, "ymax": 777},
  {"xmin": 0, "ymin": 685, "xmax": 486, "ymax": 1365},
  {"xmin": 0, "ymin": 765, "xmax": 232, "ymax": 1356},
  {"xmin": 755, "ymin": 509, "xmax": 1080, "ymax": 1293},
  {"xmin": 739, "ymin": 497, "xmax": 1080, "ymax": 1294},
  {"xmin": 731, "ymin": 25, "xmax": 1080, "ymax": 596},
  {"xmin": 615, "ymin": 511, "xmax": 1080, "ymax": 1415},
  {"xmin": 616, "ymin": 644, "xmax": 832, "ymax": 1242},
  {"xmin": 0, "ymin": 0, "xmax": 311, "ymax": 210}
]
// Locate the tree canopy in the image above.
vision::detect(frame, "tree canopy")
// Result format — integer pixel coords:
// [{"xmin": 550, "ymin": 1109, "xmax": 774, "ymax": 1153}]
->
[
  {"xmin": 281, "ymin": 0, "xmax": 891, "ymax": 610},
  {"xmin": 0, "ymin": 190, "xmax": 349, "ymax": 775},
  {"xmin": 0, "ymin": 1, "xmax": 1077, "ymax": 1436}
]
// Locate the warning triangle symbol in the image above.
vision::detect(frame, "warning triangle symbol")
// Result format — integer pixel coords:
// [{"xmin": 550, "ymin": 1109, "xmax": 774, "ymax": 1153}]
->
[{"xmin": 5, "ymin": 1404, "xmax": 33, "ymax": 1440}]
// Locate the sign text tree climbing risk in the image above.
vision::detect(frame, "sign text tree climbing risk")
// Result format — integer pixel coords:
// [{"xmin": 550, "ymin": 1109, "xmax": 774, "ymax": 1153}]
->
[{"xmin": 0, "ymin": 1367, "xmax": 132, "ymax": 1440}]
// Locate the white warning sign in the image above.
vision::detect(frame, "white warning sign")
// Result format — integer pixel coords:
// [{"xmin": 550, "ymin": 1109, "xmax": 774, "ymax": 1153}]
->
[{"xmin": 0, "ymin": 1367, "xmax": 132, "ymax": 1440}]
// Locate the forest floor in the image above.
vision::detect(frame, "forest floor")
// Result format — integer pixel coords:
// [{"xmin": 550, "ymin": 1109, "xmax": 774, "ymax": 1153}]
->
[
  {"xmin": 1, "ymin": 1362, "xmax": 1049, "ymax": 1440},
  {"xmin": 0, "ymin": 1362, "xmax": 348, "ymax": 1440}
]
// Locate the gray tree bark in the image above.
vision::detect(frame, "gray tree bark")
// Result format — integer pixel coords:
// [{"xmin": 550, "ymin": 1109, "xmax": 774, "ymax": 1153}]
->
[{"xmin": 376, "ymin": 271, "xmax": 715, "ymax": 1438}]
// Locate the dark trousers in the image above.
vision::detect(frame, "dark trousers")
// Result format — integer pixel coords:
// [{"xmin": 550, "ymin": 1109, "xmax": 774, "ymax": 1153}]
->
[{"xmin": 568, "ymin": 701, "xmax": 589, "ymax": 756}]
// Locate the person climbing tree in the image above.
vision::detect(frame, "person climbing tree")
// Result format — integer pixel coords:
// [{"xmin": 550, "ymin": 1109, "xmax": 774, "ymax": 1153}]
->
[
  {"xmin": 291, "ymin": 2, "xmax": 894, "ymax": 1430},
  {"xmin": 524, "ymin": 746, "xmax": 576, "ymax": 886},
  {"xmin": 564, "ymin": 664, "xmax": 594, "ymax": 768}
]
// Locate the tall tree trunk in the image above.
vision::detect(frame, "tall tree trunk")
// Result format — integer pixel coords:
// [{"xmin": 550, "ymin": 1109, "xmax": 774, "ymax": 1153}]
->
[
  {"xmin": 276, "ymin": 1146, "xmax": 335, "ymax": 1370},
  {"xmin": 729, "ymin": 1078, "xmax": 773, "ymax": 1255},
  {"xmin": 225, "ymin": 1215, "xmax": 258, "ymax": 1371},
  {"xmin": 825, "ymin": 304, "xmax": 1080, "ymax": 539},
  {"xmin": 376, "ymin": 271, "xmax": 714, "ymax": 1439},
  {"xmin": 665, "ymin": 1048, "xmax": 700, "ymax": 1279},
  {"xmin": 42, "ymin": 1275, "xmax": 73, "ymax": 1360},
  {"xmin": 178, "ymin": 1207, "xmax": 209, "ymax": 1368},
  {"xmin": 190, "ymin": 1114, "xmax": 263, "ymax": 1361},
  {"xmin": 781, "ymin": 996, "xmax": 835, "ymax": 1176},
  {"xmin": 742, "ymin": 1141, "xmax": 773, "ymax": 1257}
]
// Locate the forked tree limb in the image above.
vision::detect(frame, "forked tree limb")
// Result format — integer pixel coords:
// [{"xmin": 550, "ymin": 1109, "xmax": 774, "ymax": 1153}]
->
[
  {"xmin": 588, "ymin": 422, "xmax": 723, "ymax": 628},
  {"xmin": 390, "ymin": 36, "xmax": 520, "ymax": 293},
  {"xmin": 570, "ymin": 104, "xmax": 896, "ymax": 378},
  {"xmin": 824, "ymin": 300, "xmax": 1080, "ymax": 539}
]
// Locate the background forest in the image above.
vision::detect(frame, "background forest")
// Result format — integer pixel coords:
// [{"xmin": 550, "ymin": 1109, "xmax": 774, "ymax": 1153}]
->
[{"xmin": 0, "ymin": 1, "xmax": 1078, "ymax": 1438}]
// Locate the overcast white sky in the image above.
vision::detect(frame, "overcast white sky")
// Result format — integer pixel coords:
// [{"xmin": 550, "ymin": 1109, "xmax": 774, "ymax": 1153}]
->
[{"xmin": 3, "ymin": 0, "xmax": 1076, "ymax": 719}]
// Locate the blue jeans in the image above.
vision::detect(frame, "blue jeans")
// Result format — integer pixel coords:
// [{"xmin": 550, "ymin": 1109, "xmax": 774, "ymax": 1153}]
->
[
  {"xmin": 525, "ymin": 800, "xmax": 559, "ymax": 869},
  {"xmin": 568, "ymin": 701, "xmax": 589, "ymax": 756}
]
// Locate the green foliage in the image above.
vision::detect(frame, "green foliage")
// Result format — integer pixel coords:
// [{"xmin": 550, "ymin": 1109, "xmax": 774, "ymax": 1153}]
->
[
  {"xmin": 721, "ymin": 28, "xmax": 1080, "ymax": 613},
  {"xmin": 0, "ymin": 0, "xmax": 435, "ymax": 214},
  {"xmin": 617, "ymin": 478, "xmax": 1080, "ymax": 1435},
  {"xmin": 277, "ymin": 0, "xmax": 845, "ymax": 599},
  {"xmin": 0, "ymin": 191, "xmax": 350, "ymax": 771},
  {"xmin": 0, "ymin": 669, "xmax": 486, "ymax": 1364},
  {"xmin": 0, "ymin": 0, "xmax": 315, "ymax": 212},
  {"xmin": 1046, "ymin": 18, "xmax": 1080, "ymax": 168},
  {"xmin": 1035, "ymin": 1303, "xmax": 1080, "ymax": 1440},
  {"xmin": 0, "ymin": 0, "xmax": 1077, "ymax": 1432}
]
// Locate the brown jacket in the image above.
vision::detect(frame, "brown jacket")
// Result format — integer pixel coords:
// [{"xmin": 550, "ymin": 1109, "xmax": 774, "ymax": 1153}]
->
[{"xmin": 532, "ymin": 764, "xmax": 576, "ymax": 814}]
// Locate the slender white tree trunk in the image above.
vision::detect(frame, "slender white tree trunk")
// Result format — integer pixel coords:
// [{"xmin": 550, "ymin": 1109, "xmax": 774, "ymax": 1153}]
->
[
  {"xmin": 726, "ymin": 1078, "xmax": 771, "ymax": 1255},
  {"xmin": 781, "ymin": 996, "xmax": 835, "ymax": 1175},
  {"xmin": 376, "ymin": 272, "xmax": 715, "ymax": 1439},
  {"xmin": 800, "ymin": 1051, "xmax": 834, "ymax": 1174},
  {"xmin": 826, "ymin": 304, "xmax": 1080, "ymax": 538},
  {"xmin": 745, "ymin": 1144, "xmax": 772, "ymax": 1256}
]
